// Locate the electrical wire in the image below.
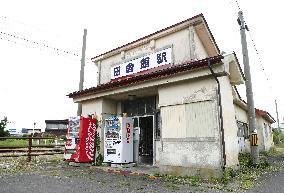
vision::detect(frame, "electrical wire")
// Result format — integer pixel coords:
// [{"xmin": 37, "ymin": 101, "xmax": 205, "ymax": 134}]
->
[
  {"xmin": 229, "ymin": 0, "xmax": 274, "ymax": 95},
  {"xmin": 0, "ymin": 15, "xmax": 82, "ymax": 47},
  {"xmin": 247, "ymin": 30, "xmax": 273, "ymax": 92},
  {"xmin": 0, "ymin": 16, "xmax": 94, "ymax": 63},
  {"xmin": 0, "ymin": 30, "xmax": 80, "ymax": 57},
  {"xmin": 0, "ymin": 31, "xmax": 94, "ymax": 68},
  {"xmin": 235, "ymin": 0, "xmax": 241, "ymax": 11}
]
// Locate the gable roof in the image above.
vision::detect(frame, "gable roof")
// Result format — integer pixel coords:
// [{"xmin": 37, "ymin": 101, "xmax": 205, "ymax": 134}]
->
[
  {"xmin": 68, "ymin": 55, "xmax": 223, "ymax": 98},
  {"xmin": 91, "ymin": 13, "xmax": 220, "ymax": 62},
  {"xmin": 255, "ymin": 109, "xmax": 276, "ymax": 124},
  {"xmin": 233, "ymin": 86, "xmax": 276, "ymax": 124}
]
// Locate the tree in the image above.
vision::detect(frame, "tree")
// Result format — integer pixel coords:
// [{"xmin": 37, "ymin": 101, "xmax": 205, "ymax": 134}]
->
[{"xmin": 0, "ymin": 117, "xmax": 10, "ymax": 137}]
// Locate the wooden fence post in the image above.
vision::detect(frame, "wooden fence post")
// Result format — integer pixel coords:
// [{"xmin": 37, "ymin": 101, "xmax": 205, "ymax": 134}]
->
[{"xmin": 27, "ymin": 135, "xmax": 32, "ymax": 162}]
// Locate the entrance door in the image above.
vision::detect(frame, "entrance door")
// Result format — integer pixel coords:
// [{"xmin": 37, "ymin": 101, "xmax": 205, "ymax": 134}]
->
[
  {"xmin": 139, "ymin": 116, "xmax": 153, "ymax": 164},
  {"xmin": 132, "ymin": 115, "xmax": 154, "ymax": 165}
]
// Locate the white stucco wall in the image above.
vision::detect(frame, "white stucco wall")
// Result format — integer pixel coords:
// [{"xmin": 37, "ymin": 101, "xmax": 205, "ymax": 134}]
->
[
  {"xmin": 234, "ymin": 104, "xmax": 248, "ymax": 123},
  {"xmin": 81, "ymin": 98, "xmax": 103, "ymax": 118},
  {"xmin": 81, "ymin": 98, "xmax": 117, "ymax": 155},
  {"xmin": 97, "ymin": 27, "xmax": 208, "ymax": 84},
  {"xmin": 157, "ymin": 77, "xmax": 223, "ymax": 174},
  {"xmin": 256, "ymin": 116, "xmax": 274, "ymax": 152},
  {"xmin": 82, "ymin": 98, "xmax": 116, "ymax": 116},
  {"xmin": 234, "ymin": 103, "xmax": 251, "ymax": 153},
  {"xmin": 219, "ymin": 76, "xmax": 239, "ymax": 168},
  {"xmin": 233, "ymin": 103, "xmax": 274, "ymax": 153}
]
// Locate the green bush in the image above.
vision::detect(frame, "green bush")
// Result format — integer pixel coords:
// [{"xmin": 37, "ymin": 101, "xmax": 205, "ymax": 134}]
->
[
  {"xmin": 0, "ymin": 139, "xmax": 27, "ymax": 147},
  {"xmin": 273, "ymin": 130, "xmax": 284, "ymax": 144},
  {"xmin": 0, "ymin": 117, "xmax": 10, "ymax": 137},
  {"xmin": 96, "ymin": 154, "xmax": 104, "ymax": 166},
  {"xmin": 262, "ymin": 147, "xmax": 281, "ymax": 157},
  {"xmin": 239, "ymin": 153, "xmax": 254, "ymax": 168}
]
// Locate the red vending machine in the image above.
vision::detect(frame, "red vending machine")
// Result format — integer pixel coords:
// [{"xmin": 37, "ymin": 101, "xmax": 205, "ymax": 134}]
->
[{"xmin": 64, "ymin": 116, "xmax": 97, "ymax": 163}]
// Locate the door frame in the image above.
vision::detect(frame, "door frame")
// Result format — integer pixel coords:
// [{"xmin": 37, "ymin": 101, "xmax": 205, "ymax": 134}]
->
[{"xmin": 132, "ymin": 114, "xmax": 155, "ymax": 165}]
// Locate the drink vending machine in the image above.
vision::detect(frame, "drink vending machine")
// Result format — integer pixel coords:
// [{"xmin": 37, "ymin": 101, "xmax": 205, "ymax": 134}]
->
[
  {"xmin": 64, "ymin": 116, "xmax": 97, "ymax": 163},
  {"xmin": 104, "ymin": 116, "xmax": 133, "ymax": 164}
]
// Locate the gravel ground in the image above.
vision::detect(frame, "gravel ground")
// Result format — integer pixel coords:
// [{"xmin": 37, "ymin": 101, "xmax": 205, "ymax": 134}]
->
[
  {"xmin": 0, "ymin": 156, "xmax": 208, "ymax": 193},
  {"xmin": 0, "ymin": 164, "xmax": 208, "ymax": 193},
  {"xmin": 0, "ymin": 154, "xmax": 283, "ymax": 193}
]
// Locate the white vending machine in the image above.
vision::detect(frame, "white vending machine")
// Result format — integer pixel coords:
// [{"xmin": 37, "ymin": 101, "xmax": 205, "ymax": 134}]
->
[{"xmin": 104, "ymin": 116, "xmax": 133, "ymax": 164}]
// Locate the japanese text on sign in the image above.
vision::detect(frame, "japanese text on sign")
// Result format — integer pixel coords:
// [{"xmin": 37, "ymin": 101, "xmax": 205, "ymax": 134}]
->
[
  {"xmin": 250, "ymin": 133, "xmax": 258, "ymax": 146},
  {"xmin": 111, "ymin": 47, "xmax": 172, "ymax": 79},
  {"xmin": 126, "ymin": 123, "xmax": 131, "ymax": 143}
]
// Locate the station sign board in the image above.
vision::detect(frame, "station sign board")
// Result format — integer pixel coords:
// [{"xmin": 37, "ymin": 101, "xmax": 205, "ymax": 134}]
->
[{"xmin": 111, "ymin": 47, "xmax": 172, "ymax": 80}]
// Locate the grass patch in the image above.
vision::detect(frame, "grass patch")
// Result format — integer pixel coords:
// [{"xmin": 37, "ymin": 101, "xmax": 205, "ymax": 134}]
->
[
  {"xmin": 154, "ymin": 152, "xmax": 281, "ymax": 192},
  {"xmin": 276, "ymin": 143, "xmax": 284, "ymax": 148},
  {"xmin": 0, "ymin": 139, "xmax": 28, "ymax": 147},
  {"xmin": 0, "ymin": 138, "xmax": 63, "ymax": 147},
  {"xmin": 154, "ymin": 173, "xmax": 202, "ymax": 187},
  {"xmin": 261, "ymin": 147, "xmax": 282, "ymax": 157}
]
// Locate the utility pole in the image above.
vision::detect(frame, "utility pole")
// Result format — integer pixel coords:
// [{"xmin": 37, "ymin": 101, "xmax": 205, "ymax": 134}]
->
[
  {"xmin": 77, "ymin": 29, "xmax": 87, "ymax": 116},
  {"xmin": 238, "ymin": 11, "xmax": 259, "ymax": 164},
  {"xmin": 275, "ymin": 99, "xmax": 281, "ymax": 143}
]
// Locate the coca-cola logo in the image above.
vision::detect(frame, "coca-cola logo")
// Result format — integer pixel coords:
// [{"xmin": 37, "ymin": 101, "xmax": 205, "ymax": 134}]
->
[
  {"xmin": 66, "ymin": 139, "xmax": 72, "ymax": 146},
  {"xmin": 85, "ymin": 121, "xmax": 96, "ymax": 160}
]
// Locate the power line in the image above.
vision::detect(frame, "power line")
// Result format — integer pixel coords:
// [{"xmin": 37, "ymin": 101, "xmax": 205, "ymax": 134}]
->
[
  {"xmin": 0, "ymin": 15, "xmax": 82, "ymax": 47},
  {"xmin": 247, "ymin": 30, "xmax": 273, "ymax": 92},
  {"xmin": 0, "ymin": 30, "xmax": 80, "ymax": 57},
  {"xmin": 235, "ymin": 0, "xmax": 241, "ymax": 11},
  {"xmin": 229, "ymin": 0, "xmax": 274, "ymax": 95},
  {"xmin": 0, "ymin": 31, "xmax": 94, "ymax": 67},
  {"xmin": 0, "ymin": 16, "xmax": 94, "ymax": 62}
]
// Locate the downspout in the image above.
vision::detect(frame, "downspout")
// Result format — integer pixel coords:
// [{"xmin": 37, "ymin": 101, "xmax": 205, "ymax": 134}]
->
[{"xmin": 207, "ymin": 59, "xmax": 226, "ymax": 169}]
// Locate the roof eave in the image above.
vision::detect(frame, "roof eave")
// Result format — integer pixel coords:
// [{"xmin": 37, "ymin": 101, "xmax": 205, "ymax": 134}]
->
[{"xmin": 68, "ymin": 56, "xmax": 224, "ymax": 99}]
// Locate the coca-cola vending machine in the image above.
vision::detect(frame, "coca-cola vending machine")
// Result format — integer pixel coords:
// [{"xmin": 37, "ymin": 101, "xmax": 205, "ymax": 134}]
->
[{"xmin": 64, "ymin": 116, "xmax": 97, "ymax": 163}]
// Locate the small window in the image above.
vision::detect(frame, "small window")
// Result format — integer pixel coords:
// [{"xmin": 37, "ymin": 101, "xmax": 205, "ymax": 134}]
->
[
  {"xmin": 237, "ymin": 121, "xmax": 249, "ymax": 139},
  {"xmin": 264, "ymin": 123, "xmax": 268, "ymax": 137},
  {"xmin": 155, "ymin": 110, "xmax": 161, "ymax": 140}
]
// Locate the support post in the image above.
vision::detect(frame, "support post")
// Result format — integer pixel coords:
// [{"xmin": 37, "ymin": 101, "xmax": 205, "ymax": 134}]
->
[
  {"xmin": 77, "ymin": 29, "xmax": 87, "ymax": 116},
  {"xmin": 238, "ymin": 11, "xmax": 259, "ymax": 164},
  {"xmin": 275, "ymin": 100, "xmax": 281, "ymax": 143},
  {"xmin": 27, "ymin": 135, "xmax": 32, "ymax": 162}
]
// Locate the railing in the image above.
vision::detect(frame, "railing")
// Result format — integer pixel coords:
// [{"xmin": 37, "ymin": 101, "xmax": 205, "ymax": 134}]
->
[{"xmin": 0, "ymin": 136, "xmax": 64, "ymax": 161}]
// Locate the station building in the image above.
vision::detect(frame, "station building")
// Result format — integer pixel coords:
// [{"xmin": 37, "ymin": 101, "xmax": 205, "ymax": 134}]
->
[{"xmin": 68, "ymin": 14, "xmax": 274, "ymax": 176}]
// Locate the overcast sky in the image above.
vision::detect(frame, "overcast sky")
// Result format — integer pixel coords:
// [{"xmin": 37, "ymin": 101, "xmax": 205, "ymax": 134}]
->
[{"xmin": 0, "ymin": 0, "xmax": 283, "ymax": 130}]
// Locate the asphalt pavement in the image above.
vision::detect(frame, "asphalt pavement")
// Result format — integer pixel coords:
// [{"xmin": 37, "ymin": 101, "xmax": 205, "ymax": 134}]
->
[{"xmin": 246, "ymin": 169, "xmax": 284, "ymax": 193}]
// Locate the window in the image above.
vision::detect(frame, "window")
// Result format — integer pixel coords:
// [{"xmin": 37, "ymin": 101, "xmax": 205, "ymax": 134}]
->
[
  {"xmin": 237, "ymin": 121, "xmax": 249, "ymax": 139},
  {"xmin": 264, "ymin": 123, "xmax": 268, "ymax": 137},
  {"xmin": 155, "ymin": 110, "xmax": 161, "ymax": 140},
  {"xmin": 122, "ymin": 96, "xmax": 156, "ymax": 116}
]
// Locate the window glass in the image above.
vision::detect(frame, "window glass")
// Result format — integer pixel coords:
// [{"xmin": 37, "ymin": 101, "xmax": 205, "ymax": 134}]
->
[
  {"xmin": 237, "ymin": 121, "xmax": 249, "ymax": 139},
  {"xmin": 155, "ymin": 110, "xmax": 161, "ymax": 140},
  {"xmin": 122, "ymin": 96, "xmax": 156, "ymax": 116}
]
